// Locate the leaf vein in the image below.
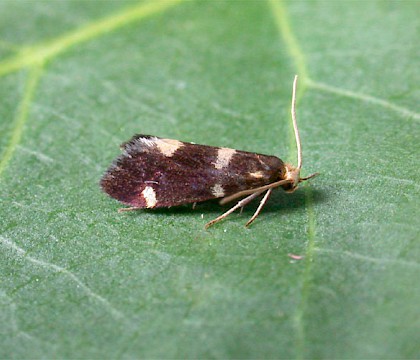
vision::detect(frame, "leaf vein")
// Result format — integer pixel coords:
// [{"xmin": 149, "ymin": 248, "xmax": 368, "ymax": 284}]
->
[
  {"xmin": 268, "ymin": 1, "xmax": 317, "ymax": 358},
  {"xmin": 307, "ymin": 79, "xmax": 420, "ymax": 121},
  {"xmin": 0, "ymin": 0, "xmax": 184, "ymax": 77},
  {"xmin": 0, "ymin": 235, "xmax": 125, "ymax": 321},
  {"xmin": 315, "ymin": 248, "xmax": 420, "ymax": 269},
  {"xmin": 268, "ymin": 0, "xmax": 309, "ymax": 85},
  {"xmin": 0, "ymin": 64, "xmax": 43, "ymax": 178}
]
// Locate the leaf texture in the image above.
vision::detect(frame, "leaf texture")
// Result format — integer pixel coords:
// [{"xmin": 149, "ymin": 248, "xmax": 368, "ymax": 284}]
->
[{"xmin": 0, "ymin": 1, "xmax": 419, "ymax": 358}]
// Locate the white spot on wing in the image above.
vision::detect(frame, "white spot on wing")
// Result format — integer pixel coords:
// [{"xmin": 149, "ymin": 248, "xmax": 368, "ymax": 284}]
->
[
  {"xmin": 211, "ymin": 183, "xmax": 225, "ymax": 198},
  {"xmin": 249, "ymin": 171, "xmax": 265, "ymax": 179},
  {"xmin": 127, "ymin": 137, "xmax": 182, "ymax": 157},
  {"xmin": 155, "ymin": 138, "xmax": 183, "ymax": 157},
  {"xmin": 142, "ymin": 186, "xmax": 157, "ymax": 208},
  {"xmin": 214, "ymin": 147, "xmax": 236, "ymax": 169}
]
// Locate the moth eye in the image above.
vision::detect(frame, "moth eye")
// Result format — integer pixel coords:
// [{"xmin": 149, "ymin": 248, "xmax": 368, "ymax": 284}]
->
[{"xmin": 281, "ymin": 182, "xmax": 295, "ymax": 192}]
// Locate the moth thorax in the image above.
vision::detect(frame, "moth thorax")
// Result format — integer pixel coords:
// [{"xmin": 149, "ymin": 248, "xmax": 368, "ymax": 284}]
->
[{"xmin": 282, "ymin": 163, "xmax": 301, "ymax": 192}]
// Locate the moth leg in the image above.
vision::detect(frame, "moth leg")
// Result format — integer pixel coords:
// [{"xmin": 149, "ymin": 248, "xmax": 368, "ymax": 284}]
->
[
  {"xmin": 118, "ymin": 207, "xmax": 141, "ymax": 213},
  {"xmin": 220, "ymin": 179, "xmax": 291, "ymax": 205},
  {"xmin": 205, "ymin": 190, "xmax": 264, "ymax": 229},
  {"xmin": 245, "ymin": 188, "xmax": 272, "ymax": 227}
]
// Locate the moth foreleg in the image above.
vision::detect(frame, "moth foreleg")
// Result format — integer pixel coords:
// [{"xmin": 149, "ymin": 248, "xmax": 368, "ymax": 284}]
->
[
  {"xmin": 205, "ymin": 190, "xmax": 264, "ymax": 229},
  {"xmin": 220, "ymin": 179, "xmax": 291, "ymax": 205},
  {"xmin": 245, "ymin": 189, "xmax": 272, "ymax": 227}
]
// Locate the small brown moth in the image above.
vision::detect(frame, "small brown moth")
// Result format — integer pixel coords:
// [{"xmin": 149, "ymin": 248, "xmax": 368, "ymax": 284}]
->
[{"xmin": 100, "ymin": 75, "xmax": 318, "ymax": 228}]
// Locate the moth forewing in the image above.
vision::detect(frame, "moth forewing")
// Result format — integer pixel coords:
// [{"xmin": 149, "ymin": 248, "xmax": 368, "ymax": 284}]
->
[
  {"xmin": 100, "ymin": 137, "xmax": 285, "ymax": 209},
  {"xmin": 100, "ymin": 75, "xmax": 318, "ymax": 228}
]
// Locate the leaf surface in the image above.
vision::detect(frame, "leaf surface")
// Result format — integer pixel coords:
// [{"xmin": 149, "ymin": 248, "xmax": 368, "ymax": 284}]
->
[{"xmin": 1, "ymin": 1, "xmax": 419, "ymax": 358}]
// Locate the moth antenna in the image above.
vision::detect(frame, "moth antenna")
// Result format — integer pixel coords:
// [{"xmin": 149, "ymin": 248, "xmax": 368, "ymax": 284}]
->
[{"xmin": 291, "ymin": 75, "xmax": 302, "ymax": 170}]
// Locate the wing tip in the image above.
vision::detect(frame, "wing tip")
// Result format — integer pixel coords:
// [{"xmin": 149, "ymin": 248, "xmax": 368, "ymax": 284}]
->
[{"xmin": 119, "ymin": 134, "xmax": 155, "ymax": 150}]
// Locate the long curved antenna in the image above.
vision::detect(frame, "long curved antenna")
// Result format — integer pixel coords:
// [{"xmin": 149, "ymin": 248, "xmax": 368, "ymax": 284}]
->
[{"xmin": 291, "ymin": 75, "xmax": 302, "ymax": 170}]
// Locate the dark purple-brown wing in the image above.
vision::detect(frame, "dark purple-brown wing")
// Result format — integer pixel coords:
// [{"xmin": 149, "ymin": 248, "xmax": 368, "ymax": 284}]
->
[{"xmin": 100, "ymin": 135, "xmax": 286, "ymax": 208}]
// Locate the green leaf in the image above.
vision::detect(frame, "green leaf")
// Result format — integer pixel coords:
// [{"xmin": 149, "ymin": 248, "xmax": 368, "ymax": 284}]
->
[{"xmin": 1, "ymin": 1, "xmax": 419, "ymax": 358}]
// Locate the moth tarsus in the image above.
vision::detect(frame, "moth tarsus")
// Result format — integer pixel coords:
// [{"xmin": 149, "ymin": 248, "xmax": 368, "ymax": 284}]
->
[{"xmin": 100, "ymin": 75, "xmax": 318, "ymax": 228}]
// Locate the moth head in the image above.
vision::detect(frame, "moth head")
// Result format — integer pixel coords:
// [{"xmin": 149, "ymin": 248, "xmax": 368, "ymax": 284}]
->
[
  {"xmin": 282, "ymin": 164, "xmax": 300, "ymax": 192},
  {"xmin": 282, "ymin": 164, "xmax": 318, "ymax": 193}
]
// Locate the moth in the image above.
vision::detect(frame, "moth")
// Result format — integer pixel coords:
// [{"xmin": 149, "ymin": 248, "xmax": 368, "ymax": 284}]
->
[{"xmin": 100, "ymin": 75, "xmax": 317, "ymax": 228}]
